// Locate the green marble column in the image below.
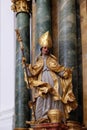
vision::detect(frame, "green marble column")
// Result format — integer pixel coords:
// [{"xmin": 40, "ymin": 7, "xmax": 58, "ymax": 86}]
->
[
  {"xmin": 58, "ymin": 0, "xmax": 79, "ymax": 121},
  {"xmin": 35, "ymin": 0, "xmax": 52, "ymax": 58},
  {"xmin": 15, "ymin": 12, "xmax": 31, "ymax": 128},
  {"xmin": 11, "ymin": 1, "xmax": 32, "ymax": 129}
]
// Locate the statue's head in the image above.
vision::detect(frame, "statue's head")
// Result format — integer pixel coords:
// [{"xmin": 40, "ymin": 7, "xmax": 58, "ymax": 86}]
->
[
  {"xmin": 39, "ymin": 31, "xmax": 52, "ymax": 55},
  {"xmin": 38, "ymin": 31, "xmax": 52, "ymax": 49}
]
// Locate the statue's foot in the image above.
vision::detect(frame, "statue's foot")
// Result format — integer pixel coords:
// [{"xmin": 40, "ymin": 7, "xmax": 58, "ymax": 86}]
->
[
  {"xmin": 36, "ymin": 117, "xmax": 49, "ymax": 124},
  {"xmin": 26, "ymin": 117, "xmax": 49, "ymax": 125},
  {"xmin": 26, "ymin": 120, "xmax": 35, "ymax": 125}
]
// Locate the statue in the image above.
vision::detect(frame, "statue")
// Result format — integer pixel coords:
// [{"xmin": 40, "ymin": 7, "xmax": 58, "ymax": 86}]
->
[{"xmin": 16, "ymin": 30, "xmax": 78, "ymax": 124}]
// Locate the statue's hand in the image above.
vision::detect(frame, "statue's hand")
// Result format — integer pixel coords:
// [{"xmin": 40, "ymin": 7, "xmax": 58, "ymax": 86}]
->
[
  {"xmin": 63, "ymin": 68, "xmax": 73, "ymax": 78},
  {"xmin": 62, "ymin": 71, "xmax": 67, "ymax": 78},
  {"xmin": 22, "ymin": 57, "xmax": 27, "ymax": 68},
  {"xmin": 22, "ymin": 57, "xmax": 26, "ymax": 63}
]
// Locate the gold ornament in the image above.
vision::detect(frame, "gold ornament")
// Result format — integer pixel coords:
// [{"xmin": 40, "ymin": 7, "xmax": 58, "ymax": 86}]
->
[
  {"xmin": 39, "ymin": 31, "xmax": 52, "ymax": 48},
  {"xmin": 11, "ymin": 0, "xmax": 31, "ymax": 13},
  {"xmin": 47, "ymin": 109, "xmax": 63, "ymax": 123}
]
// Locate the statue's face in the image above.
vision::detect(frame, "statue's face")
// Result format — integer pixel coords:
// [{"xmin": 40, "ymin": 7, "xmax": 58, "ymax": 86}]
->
[{"xmin": 42, "ymin": 47, "xmax": 49, "ymax": 55}]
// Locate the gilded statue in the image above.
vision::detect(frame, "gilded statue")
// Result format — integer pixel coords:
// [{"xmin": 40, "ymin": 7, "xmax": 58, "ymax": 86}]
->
[{"xmin": 16, "ymin": 30, "xmax": 78, "ymax": 124}]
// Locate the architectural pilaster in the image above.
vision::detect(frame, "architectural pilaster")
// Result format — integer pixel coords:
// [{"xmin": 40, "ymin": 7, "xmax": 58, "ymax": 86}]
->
[
  {"xmin": 31, "ymin": 0, "xmax": 36, "ymax": 64},
  {"xmin": 80, "ymin": 0, "xmax": 87, "ymax": 127},
  {"xmin": 51, "ymin": 0, "xmax": 59, "ymax": 58}
]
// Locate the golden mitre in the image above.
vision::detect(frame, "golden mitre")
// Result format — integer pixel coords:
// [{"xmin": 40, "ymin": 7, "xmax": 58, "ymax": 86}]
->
[{"xmin": 38, "ymin": 31, "xmax": 52, "ymax": 48}]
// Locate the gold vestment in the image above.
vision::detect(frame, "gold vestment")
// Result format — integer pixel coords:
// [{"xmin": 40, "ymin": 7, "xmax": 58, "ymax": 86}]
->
[{"xmin": 24, "ymin": 54, "xmax": 78, "ymax": 119}]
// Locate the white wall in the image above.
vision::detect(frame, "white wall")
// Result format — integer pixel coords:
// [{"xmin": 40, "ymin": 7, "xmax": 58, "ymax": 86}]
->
[{"xmin": 0, "ymin": 0, "xmax": 15, "ymax": 130}]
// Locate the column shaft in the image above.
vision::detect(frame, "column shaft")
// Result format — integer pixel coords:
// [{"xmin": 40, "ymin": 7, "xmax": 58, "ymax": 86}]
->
[
  {"xmin": 35, "ymin": 0, "xmax": 52, "ymax": 58},
  {"xmin": 15, "ymin": 12, "xmax": 31, "ymax": 128},
  {"xmin": 58, "ymin": 0, "xmax": 78, "ymax": 121}
]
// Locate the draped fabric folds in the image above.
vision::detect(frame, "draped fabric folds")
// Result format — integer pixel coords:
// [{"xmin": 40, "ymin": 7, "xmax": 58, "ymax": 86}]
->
[{"xmin": 24, "ymin": 54, "xmax": 78, "ymax": 120}]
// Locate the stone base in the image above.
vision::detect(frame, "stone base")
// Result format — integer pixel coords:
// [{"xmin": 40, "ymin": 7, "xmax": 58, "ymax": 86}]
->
[
  {"xmin": 14, "ymin": 128, "xmax": 28, "ymax": 130},
  {"xmin": 30, "ymin": 123, "xmax": 68, "ymax": 130},
  {"xmin": 67, "ymin": 121, "xmax": 82, "ymax": 130},
  {"xmin": 82, "ymin": 127, "xmax": 87, "ymax": 130}
]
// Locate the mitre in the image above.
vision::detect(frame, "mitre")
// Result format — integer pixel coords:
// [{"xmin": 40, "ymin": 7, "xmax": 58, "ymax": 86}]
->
[{"xmin": 38, "ymin": 31, "xmax": 52, "ymax": 48}]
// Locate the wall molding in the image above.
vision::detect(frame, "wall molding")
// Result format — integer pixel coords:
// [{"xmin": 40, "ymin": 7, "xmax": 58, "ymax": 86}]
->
[
  {"xmin": 0, "ymin": 108, "xmax": 15, "ymax": 130},
  {"xmin": 0, "ymin": 107, "xmax": 14, "ymax": 121}
]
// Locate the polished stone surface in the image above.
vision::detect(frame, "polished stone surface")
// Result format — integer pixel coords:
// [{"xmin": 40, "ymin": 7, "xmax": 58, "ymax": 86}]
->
[
  {"xmin": 58, "ymin": 0, "xmax": 77, "ymax": 67},
  {"xmin": 15, "ymin": 12, "xmax": 31, "ymax": 128},
  {"xmin": 58, "ymin": 0, "xmax": 78, "ymax": 121},
  {"xmin": 35, "ymin": 0, "xmax": 52, "ymax": 58}
]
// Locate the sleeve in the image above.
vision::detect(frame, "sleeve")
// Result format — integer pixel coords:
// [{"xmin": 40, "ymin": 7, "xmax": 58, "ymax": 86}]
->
[
  {"xmin": 27, "ymin": 57, "xmax": 43, "ymax": 76},
  {"xmin": 48, "ymin": 56, "xmax": 72, "ymax": 79},
  {"xmin": 23, "ymin": 57, "xmax": 43, "ymax": 88},
  {"xmin": 58, "ymin": 67, "xmax": 73, "ymax": 79}
]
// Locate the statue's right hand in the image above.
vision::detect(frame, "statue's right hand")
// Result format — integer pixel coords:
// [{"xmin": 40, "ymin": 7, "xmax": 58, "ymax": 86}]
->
[
  {"xmin": 22, "ymin": 57, "xmax": 26, "ymax": 64},
  {"xmin": 22, "ymin": 57, "xmax": 27, "ymax": 68}
]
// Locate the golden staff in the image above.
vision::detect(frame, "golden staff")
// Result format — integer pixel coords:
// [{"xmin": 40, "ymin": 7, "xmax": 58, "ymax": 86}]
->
[
  {"xmin": 15, "ymin": 29, "xmax": 36, "ymax": 123},
  {"xmin": 15, "ymin": 29, "xmax": 30, "ymax": 89}
]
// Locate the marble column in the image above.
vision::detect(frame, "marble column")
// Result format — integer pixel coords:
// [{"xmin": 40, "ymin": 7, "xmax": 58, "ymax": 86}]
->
[
  {"xmin": 80, "ymin": 0, "xmax": 87, "ymax": 127},
  {"xmin": 35, "ymin": 0, "xmax": 52, "ymax": 58},
  {"xmin": 11, "ymin": 0, "xmax": 32, "ymax": 129},
  {"xmin": 58, "ymin": 0, "xmax": 79, "ymax": 121}
]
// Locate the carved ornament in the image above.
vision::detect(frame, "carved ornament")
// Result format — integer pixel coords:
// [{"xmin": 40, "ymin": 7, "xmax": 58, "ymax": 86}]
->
[{"xmin": 11, "ymin": 0, "xmax": 32, "ymax": 13}]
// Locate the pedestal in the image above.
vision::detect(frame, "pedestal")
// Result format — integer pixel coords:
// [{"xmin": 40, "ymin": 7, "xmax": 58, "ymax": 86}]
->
[
  {"xmin": 31, "ymin": 123, "xmax": 68, "ymax": 130},
  {"xmin": 67, "ymin": 121, "xmax": 82, "ymax": 130},
  {"xmin": 82, "ymin": 127, "xmax": 87, "ymax": 130}
]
